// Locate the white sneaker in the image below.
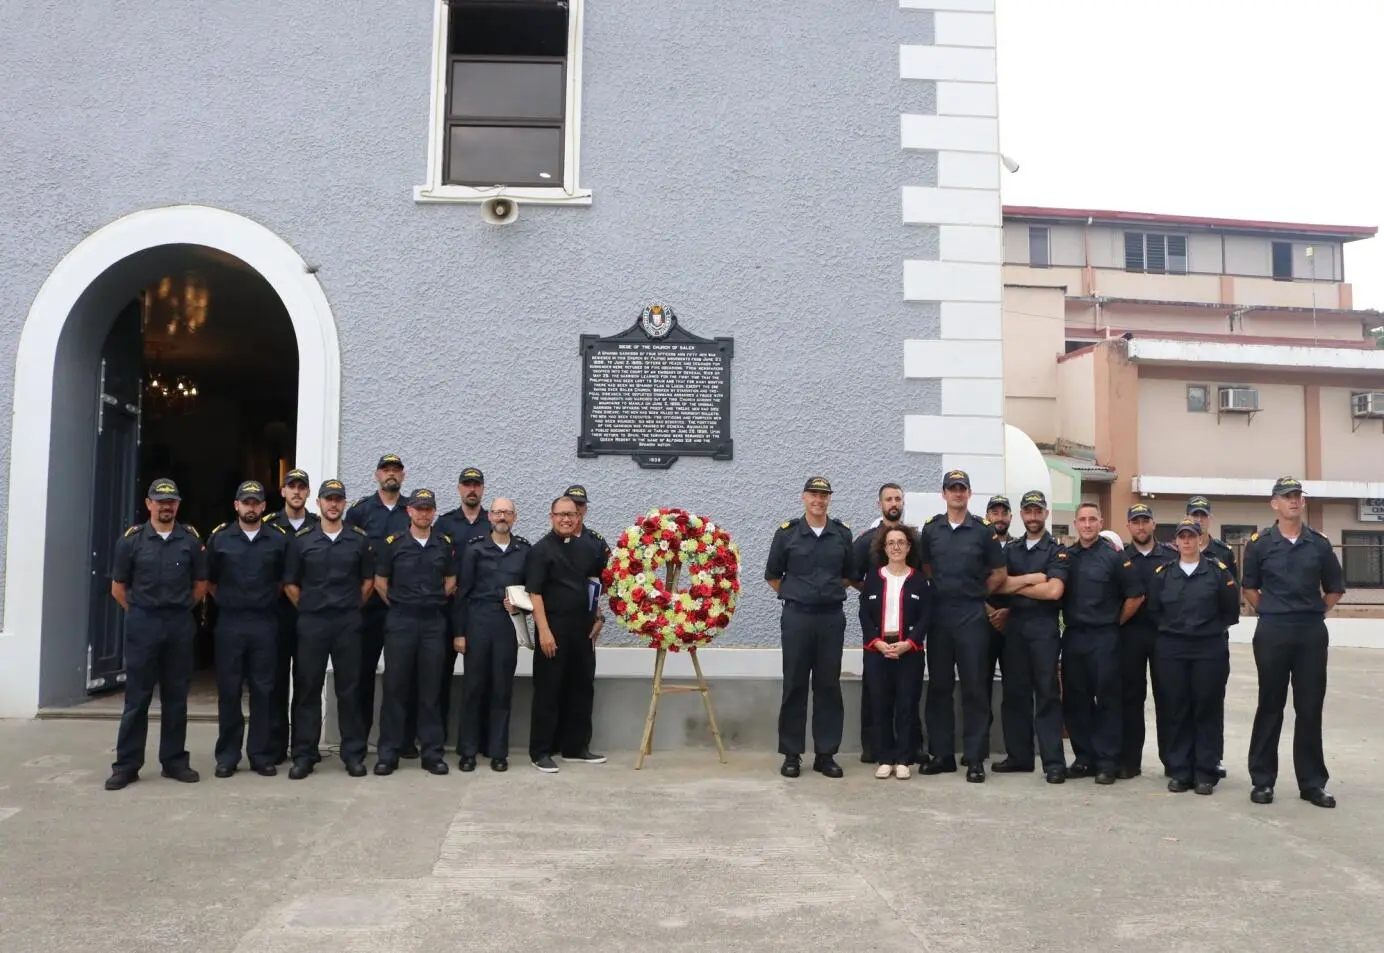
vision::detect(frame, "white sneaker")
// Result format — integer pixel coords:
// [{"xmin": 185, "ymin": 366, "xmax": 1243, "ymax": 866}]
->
[
  {"xmin": 895, "ymin": 764, "xmax": 911, "ymax": 780},
  {"xmin": 875, "ymin": 764, "xmax": 893, "ymax": 779}
]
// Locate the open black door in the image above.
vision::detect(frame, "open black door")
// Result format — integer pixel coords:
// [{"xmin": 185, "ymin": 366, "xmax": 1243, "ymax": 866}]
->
[{"xmin": 86, "ymin": 300, "xmax": 143, "ymax": 694}]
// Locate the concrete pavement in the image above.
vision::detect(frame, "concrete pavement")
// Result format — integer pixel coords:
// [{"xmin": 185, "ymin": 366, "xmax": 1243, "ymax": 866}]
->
[{"xmin": 2, "ymin": 644, "xmax": 1383, "ymax": 952}]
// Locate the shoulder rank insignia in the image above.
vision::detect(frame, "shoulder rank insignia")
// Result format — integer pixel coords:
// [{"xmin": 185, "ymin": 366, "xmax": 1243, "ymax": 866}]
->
[
  {"xmin": 123, "ymin": 524, "xmax": 139, "ymax": 537},
  {"xmin": 386, "ymin": 534, "xmax": 397, "ymax": 544},
  {"xmin": 1215, "ymin": 559, "xmax": 1227, "ymax": 570},
  {"xmin": 262, "ymin": 512, "xmax": 278, "ymax": 523},
  {"xmin": 1122, "ymin": 560, "xmax": 1132, "ymax": 568},
  {"xmin": 780, "ymin": 521, "xmax": 792, "ymax": 530},
  {"xmin": 442, "ymin": 534, "xmax": 452, "ymax": 545},
  {"xmin": 1056, "ymin": 551, "xmax": 1069, "ymax": 560},
  {"xmin": 352, "ymin": 525, "xmax": 367, "ymax": 536},
  {"xmin": 184, "ymin": 524, "xmax": 200, "ymax": 538},
  {"xmin": 467, "ymin": 534, "xmax": 487, "ymax": 544},
  {"xmin": 834, "ymin": 518, "xmax": 849, "ymax": 530},
  {"xmin": 589, "ymin": 528, "xmax": 606, "ymax": 540},
  {"xmin": 1249, "ymin": 532, "xmax": 1259, "ymax": 542},
  {"xmin": 349, "ymin": 497, "xmax": 365, "ymax": 509},
  {"xmin": 295, "ymin": 525, "xmax": 314, "ymax": 536},
  {"xmin": 269, "ymin": 523, "xmax": 286, "ymax": 534},
  {"xmin": 1154, "ymin": 564, "xmax": 1164, "ymax": 574},
  {"xmin": 513, "ymin": 534, "xmax": 529, "ymax": 545},
  {"xmin": 926, "ymin": 514, "xmax": 940, "ymax": 525},
  {"xmin": 210, "ymin": 522, "xmax": 226, "ymax": 535},
  {"xmin": 981, "ymin": 517, "xmax": 990, "ymax": 526}
]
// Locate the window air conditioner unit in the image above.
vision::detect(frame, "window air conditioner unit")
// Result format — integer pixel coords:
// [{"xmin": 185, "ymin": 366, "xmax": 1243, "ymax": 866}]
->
[
  {"xmin": 1352, "ymin": 392, "xmax": 1384, "ymax": 419},
  {"xmin": 1219, "ymin": 386, "xmax": 1259, "ymax": 413}
]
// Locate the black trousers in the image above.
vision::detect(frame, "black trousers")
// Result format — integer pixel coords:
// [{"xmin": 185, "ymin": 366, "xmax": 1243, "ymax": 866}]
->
[
  {"xmin": 268, "ymin": 598, "xmax": 298, "ymax": 760},
  {"xmin": 529, "ymin": 612, "xmax": 596, "ymax": 760},
  {"xmin": 459, "ymin": 610, "xmax": 519, "ymax": 759},
  {"xmin": 1061, "ymin": 626, "xmax": 1122, "ymax": 773},
  {"xmin": 439, "ymin": 620, "xmax": 459, "ymax": 745},
  {"xmin": 1248, "ymin": 618, "xmax": 1329, "ymax": 791},
  {"xmin": 1119, "ymin": 623, "xmax": 1165, "ymax": 772},
  {"xmin": 112, "ymin": 606, "xmax": 196, "ymax": 774},
  {"xmin": 860, "ymin": 657, "xmax": 924, "ymax": 762},
  {"xmin": 924, "ymin": 615, "xmax": 990, "ymax": 765},
  {"xmin": 293, "ymin": 609, "xmax": 368, "ymax": 765},
  {"xmin": 1154, "ymin": 645, "xmax": 1227, "ymax": 784},
  {"xmin": 777, "ymin": 604, "xmax": 846, "ymax": 757},
  {"xmin": 213, "ymin": 609, "xmax": 278, "ymax": 770},
  {"xmin": 359, "ymin": 599, "xmax": 386, "ymax": 741},
  {"xmin": 863, "ymin": 648, "xmax": 924, "ymax": 765},
  {"xmin": 999, "ymin": 614, "xmax": 1065, "ymax": 770},
  {"xmin": 378, "ymin": 607, "xmax": 448, "ymax": 765}
]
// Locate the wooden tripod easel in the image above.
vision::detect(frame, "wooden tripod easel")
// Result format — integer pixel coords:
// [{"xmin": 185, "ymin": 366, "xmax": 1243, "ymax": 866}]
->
[{"xmin": 635, "ymin": 564, "xmax": 729, "ymax": 769}]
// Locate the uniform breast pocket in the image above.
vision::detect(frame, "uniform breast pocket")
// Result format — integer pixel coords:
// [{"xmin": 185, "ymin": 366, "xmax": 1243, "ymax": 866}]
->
[{"xmin": 1159, "ymin": 579, "xmax": 1184, "ymax": 605}]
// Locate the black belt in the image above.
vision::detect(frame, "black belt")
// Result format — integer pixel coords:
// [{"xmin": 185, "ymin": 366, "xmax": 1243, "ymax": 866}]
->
[{"xmin": 784, "ymin": 601, "xmax": 843, "ymax": 615}]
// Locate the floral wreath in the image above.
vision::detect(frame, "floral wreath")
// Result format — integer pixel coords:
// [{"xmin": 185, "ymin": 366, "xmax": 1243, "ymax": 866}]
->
[{"xmin": 602, "ymin": 508, "xmax": 741, "ymax": 651}]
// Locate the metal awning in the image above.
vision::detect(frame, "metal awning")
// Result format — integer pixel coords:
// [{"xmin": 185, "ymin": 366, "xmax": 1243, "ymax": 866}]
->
[{"xmin": 1044, "ymin": 454, "xmax": 1116, "ymax": 483}]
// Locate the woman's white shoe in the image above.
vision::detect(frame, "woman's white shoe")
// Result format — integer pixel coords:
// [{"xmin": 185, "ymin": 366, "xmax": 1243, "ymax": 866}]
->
[
  {"xmin": 875, "ymin": 764, "xmax": 894, "ymax": 779},
  {"xmin": 895, "ymin": 764, "xmax": 911, "ymax": 780}
]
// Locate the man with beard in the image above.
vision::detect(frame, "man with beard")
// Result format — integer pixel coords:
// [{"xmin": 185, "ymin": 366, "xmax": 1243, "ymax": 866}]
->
[
  {"xmin": 850, "ymin": 483, "xmax": 920, "ymax": 764},
  {"xmin": 345, "ymin": 454, "xmax": 412, "ymax": 753},
  {"xmin": 105, "ymin": 479, "xmax": 209, "ymax": 791},
  {"xmin": 1119, "ymin": 504, "xmax": 1176, "ymax": 778},
  {"xmin": 437, "ymin": 466, "xmax": 491, "ymax": 743},
  {"xmin": 528, "ymin": 495, "xmax": 609, "ymax": 773},
  {"xmin": 263, "ymin": 468, "xmax": 318, "ymax": 763},
  {"xmin": 373, "ymin": 489, "xmax": 457, "ymax": 776},
  {"xmin": 765, "ymin": 477, "xmax": 856, "ymax": 779},
  {"xmin": 284, "ymin": 480, "xmax": 374, "ymax": 780},
  {"xmin": 206, "ymin": 480, "xmax": 289, "ymax": 778},
  {"xmin": 919, "ymin": 470, "xmax": 1006, "ymax": 782},
  {"xmin": 1244, "ymin": 477, "xmax": 1345, "ymax": 808},
  {"xmin": 1061, "ymin": 502, "xmax": 1144, "ymax": 784},
  {"xmin": 1187, "ymin": 496, "xmax": 1237, "ymax": 780},
  {"xmin": 454, "ymin": 497, "xmax": 529, "ymax": 772},
  {"xmin": 991, "ymin": 491, "xmax": 1069, "ymax": 781},
  {"xmin": 975, "ymin": 494, "xmax": 1015, "ymax": 766}
]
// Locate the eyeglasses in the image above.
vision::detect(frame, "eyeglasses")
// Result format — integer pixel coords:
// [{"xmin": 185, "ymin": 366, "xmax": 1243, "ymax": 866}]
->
[
  {"xmin": 885, "ymin": 540, "xmax": 908, "ymax": 548},
  {"xmin": 490, "ymin": 508, "xmax": 515, "ymax": 516},
  {"xmin": 552, "ymin": 511, "xmax": 578, "ymax": 518}
]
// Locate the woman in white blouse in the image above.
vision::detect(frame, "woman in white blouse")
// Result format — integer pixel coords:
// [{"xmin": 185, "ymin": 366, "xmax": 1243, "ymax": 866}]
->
[{"xmin": 858, "ymin": 526, "xmax": 934, "ymax": 779}]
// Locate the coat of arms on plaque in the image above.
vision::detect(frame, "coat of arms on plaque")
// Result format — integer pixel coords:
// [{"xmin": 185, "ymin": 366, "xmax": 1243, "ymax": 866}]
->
[{"xmin": 639, "ymin": 304, "xmax": 676, "ymax": 339}]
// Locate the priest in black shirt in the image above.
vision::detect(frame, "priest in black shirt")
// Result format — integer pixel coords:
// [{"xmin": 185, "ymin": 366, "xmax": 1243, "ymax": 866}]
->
[{"xmin": 526, "ymin": 494, "xmax": 609, "ymax": 773}]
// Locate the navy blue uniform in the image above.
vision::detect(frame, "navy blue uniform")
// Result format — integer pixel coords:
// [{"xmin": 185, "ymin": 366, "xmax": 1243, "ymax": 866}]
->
[
  {"xmin": 1243, "ymin": 524, "xmax": 1345, "ymax": 792},
  {"xmin": 207, "ymin": 521, "xmax": 288, "ymax": 771},
  {"xmin": 858, "ymin": 567, "xmax": 932, "ymax": 765},
  {"xmin": 1119, "ymin": 542, "xmax": 1177, "ymax": 773},
  {"xmin": 345, "ymin": 493, "xmax": 412, "ymax": 741},
  {"xmin": 918, "ymin": 513, "xmax": 1005, "ymax": 766},
  {"xmin": 1060, "ymin": 541, "xmax": 1144, "ymax": 774},
  {"xmin": 1147, "ymin": 555, "xmax": 1239, "ymax": 785},
  {"xmin": 454, "ymin": 534, "xmax": 531, "ymax": 760},
  {"xmin": 765, "ymin": 517, "xmax": 856, "ymax": 759},
  {"xmin": 1000, "ymin": 534, "xmax": 1070, "ymax": 771},
  {"xmin": 435, "ymin": 507, "xmax": 491, "ymax": 737},
  {"xmin": 110, "ymin": 522, "xmax": 209, "ymax": 776},
  {"xmin": 375, "ymin": 529, "xmax": 457, "ymax": 767},
  {"xmin": 262, "ymin": 509, "xmax": 319, "ymax": 762},
  {"xmin": 284, "ymin": 524, "xmax": 374, "ymax": 766}
]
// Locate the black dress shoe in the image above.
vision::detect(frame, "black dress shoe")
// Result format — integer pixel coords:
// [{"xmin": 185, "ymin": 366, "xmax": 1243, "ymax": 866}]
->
[
  {"xmin": 921, "ymin": 758, "xmax": 957, "ymax": 775},
  {"xmin": 1300, "ymin": 787, "xmax": 1336, "ymax": 808},
  {"xmin": 288, "ymin": 761, "xmax": 313, "ymax": 780},
  {"xmin": 214, "ymin": 764, "xmax": 236, "ymax": 779},
  {"xmin": 992, "ymin": 759, "xmax": 1034, "ymax": 773},
  {"xmin": 344, "ymin": 761, "xmax": 367, "ymax": 778},
  {"xmin": 400, "ymin": 745, "xmax": 420, "ymax": 759},
  {"xmin": 1194, "ymin": 781, "xmax": 1215, "ymax": 796},
  {"xmin": 1044, "ymin": 767, "xmax": 1067, "ymax": 784},
  {"xmin": 459, "ymin": 757, "xmax": 477, "ymax": 773},
  {"xmin": 1250, "ymin": 785, "xmax": 1274, "ymax": 804},
  {"xmin": 1093, "ymin": 771, "xmax": 1117, "ymax": 785},
  {"xmin": 104, "ymin": 770, "xmax": 138, "ymax": 791},
  {"xmin": 253, "ymin": 765, "xmax": 278, "ymax": 777},
  {"xmin": 373, "ymin": 761, "xmax": 396, "ymax": 776},
  {"xmin": 813, "ymin": 757, "xmax": 844, "ymax": 779},
  {"xmin": 860, "ymin": 750, "xmax": 877, "ymax": 765},
  {"xmin": 959, "ymin": 755, "xmax": 970, "ymax": 767},
  {"xmin": 1167, "ymin": 778, "xmax": 1191, "ymax": 793},
  {"xmin": 161, "ymin": 765, "xmax": 200, "ymax": 783},
  {"xmin": 490, "ymin": 758, "xmax": 508, "ymax": 772},
  {"xmin": 966, "ymin": 766, "xmax": 986, "ymax": 783},
  {"xmin": 1163, "ymin": 765, "xmax": 1173, "ymax": 778},
  {"xmin": 1117, "ymin": 766, "xmax": 1141, "ymax": 780},
  {"xmin": 423, "ymin": 761, "xmax": 449, "ymax": 776},
  {"xmin": 780, "ymin": 755, "xmax": 802, "ymax": 778},
  {"xmin": 1216, "ymin": 761, "xmax": 1228, "ymax": 779},
  {"xmin": 273, "ymin": 753, "xmax": 288, "ymax": 766},
  {"xmin": 1068, "ymin": 762, "xmax": 1093, "ymax": 778}
]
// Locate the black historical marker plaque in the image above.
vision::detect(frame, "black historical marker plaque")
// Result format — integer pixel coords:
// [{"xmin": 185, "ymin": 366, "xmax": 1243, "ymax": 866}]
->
[{"xmin": 578, "ymin": 304, "xmax": 733, "ymax": 469}]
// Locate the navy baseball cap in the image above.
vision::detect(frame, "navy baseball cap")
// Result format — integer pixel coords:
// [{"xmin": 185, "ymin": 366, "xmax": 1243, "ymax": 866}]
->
[
  {"xmin": 1174, "ymin": 517, "xmax": 1201, "ymax": 536},
  {"xmin": 283, "ymin": 468, "xmax": 310, "ymax": 487},
  {"xmin": 1272, "ymin": 476, "xmax": 1304, "ymax": 497},
  {"xmin": 235, "ymin": 480, "xmax": 266, "ymax": 502},
  {"xmin": 564, "ymin": 484, "xmax": 590, "ymax": 502},
  {"xmin": 407, "ymin": 488, "xmax": 438, "ymax": 508},
  {"xmin": 458, "ymin": 467, "xmax": 485, "ymax": 484},
  {"xmin": 1127, "ymin": 503, "xmax": 1154, "ymax": 521},
  {"xmin": 376, "ymin": 454, "xmax": 404, "ymax": 469},
  {"xmin": 802, "ymin": 477, "xmax": 832, "ymax": 494},
  {"xmin": 318, "ymin": 479, "xmax": 346, "ymax": 499},
  {"xmin": 148, "ymin": 478, "xmax": 181, "ymax": 501},
  {"xmin": 943, "ymin": 469, "xmax": 971, "ymax": 490},
  {"xmin": 1187, "ymin": 496, "xmax": 1211, "ymax": 515},
  {"xmin": 1020, "ymin": 490, "xmax": 1047, "ymax": 509},
  {"xmin": 986, "ymin": 494, "xmax": 1011, "ymax": 512}
]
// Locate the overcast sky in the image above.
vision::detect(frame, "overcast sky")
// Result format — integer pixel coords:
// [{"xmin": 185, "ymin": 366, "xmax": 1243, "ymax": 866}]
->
[{"xmin": 994, "ymin": 0, "xmax": 1382, "ymax": 313}]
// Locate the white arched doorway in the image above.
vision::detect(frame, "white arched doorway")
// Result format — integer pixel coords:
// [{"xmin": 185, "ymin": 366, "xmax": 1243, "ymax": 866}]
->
[{"xmin": 0, "ymin": 205, "xmax": 341, "ymax": 717}]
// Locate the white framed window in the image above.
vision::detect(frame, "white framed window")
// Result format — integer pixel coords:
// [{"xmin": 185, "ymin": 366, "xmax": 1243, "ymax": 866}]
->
[
  {"xmin": 1123, "ymin": 231, "xmax": 1188, "ymax": 274},
  {"xmin": 414, "ymin": 0, "xmax": 591, "ymax": 206}
]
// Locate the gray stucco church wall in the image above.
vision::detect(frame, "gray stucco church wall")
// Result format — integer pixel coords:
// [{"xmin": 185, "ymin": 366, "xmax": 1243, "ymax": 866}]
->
[{"xmin": 0, "ymin": 0, "xmax": 1004, "ymax": 713}]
